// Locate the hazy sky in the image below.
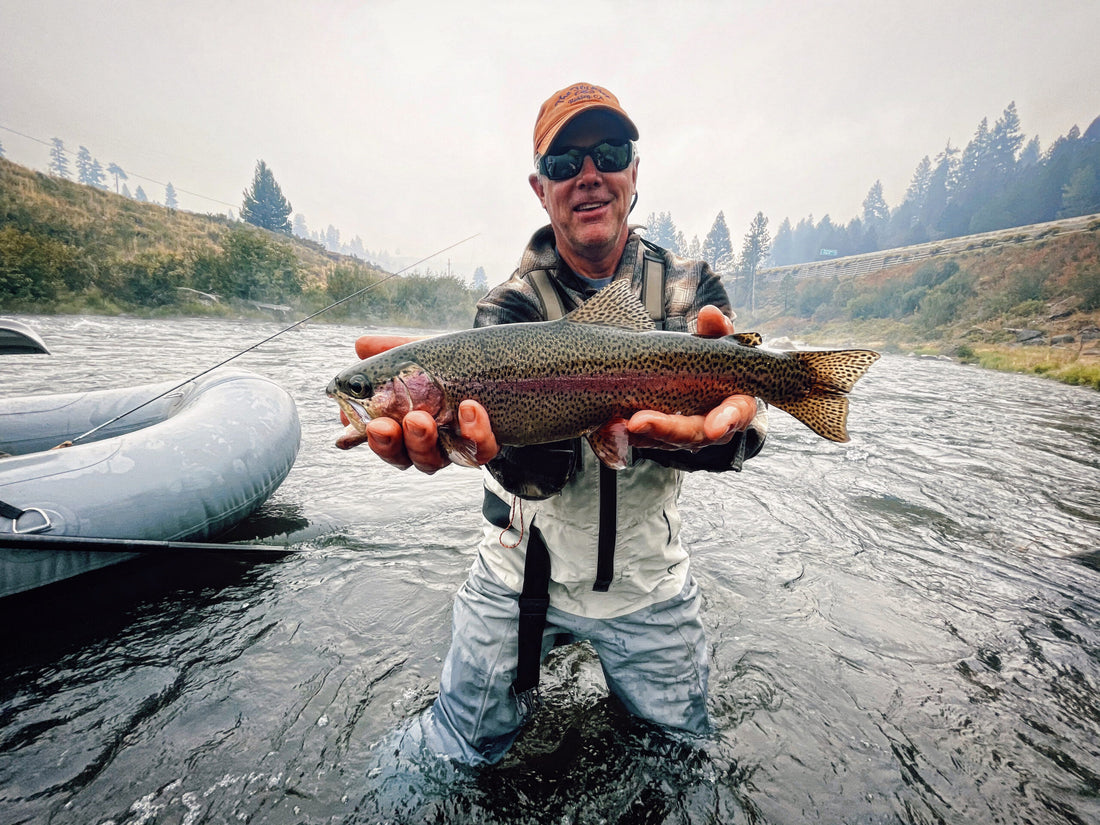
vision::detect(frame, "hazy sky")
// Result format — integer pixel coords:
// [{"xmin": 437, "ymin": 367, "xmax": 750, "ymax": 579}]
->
[{"xmin": 3, "ymin": 0, "xmax": 1099, "ymax": 283}]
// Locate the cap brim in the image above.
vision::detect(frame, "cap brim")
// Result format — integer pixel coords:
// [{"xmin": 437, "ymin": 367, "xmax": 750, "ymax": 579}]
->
[{"xmin": 537, "ymin": 104, "xmax": 639, "ymax": 156}]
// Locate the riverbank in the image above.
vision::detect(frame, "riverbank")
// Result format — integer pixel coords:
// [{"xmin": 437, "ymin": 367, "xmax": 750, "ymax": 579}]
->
[{"xmin": 740, "ymin": 220, "xmax": 1100, "ymax": 391}]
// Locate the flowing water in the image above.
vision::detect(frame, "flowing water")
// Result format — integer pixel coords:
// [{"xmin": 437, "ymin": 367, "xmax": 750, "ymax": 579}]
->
[{"xmin": 1, "ymin": 314, "xmax": 1098, "ymax": 825}]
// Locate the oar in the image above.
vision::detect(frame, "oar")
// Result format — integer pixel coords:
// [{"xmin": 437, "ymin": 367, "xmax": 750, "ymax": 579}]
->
[{"xmin": 0, "ymin": 532, "xmax": 295, "ymax": 557}]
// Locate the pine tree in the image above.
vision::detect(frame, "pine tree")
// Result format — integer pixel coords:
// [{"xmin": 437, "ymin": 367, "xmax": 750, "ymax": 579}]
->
[
  {"xmin": 1018, "ymin": 136, "xmax": 1041, "ymax": 169},
  {"xmin": 1060, "ymin": 165, "xmax": 1100, "ymax": 218},
  {"xmin": 861, "ymin": 180, "xmax": 890, "ymax": 250},
  {"xmin": 926, "ymin": 142, "xmax": 959, "ymax": 236},
  {"xmin": 740, "ymin": 212, "xmax": 771, "ymax": 313},
  {"xmin": 686, "ymin": 235, "xmax": 702, "ymax": 261},
  {"xmin": 292, "ymin": 213, "xmax": 309, "ymax": 238},
  {"xmin": 76, "ymin": 146, "xmax": 95, "ymax": 185},
  {"xmin": 472, "ymin": 266, "xmax": 488, "ymax": 292},
  {"xmin": 644, "ymin": 211, "xmax": 681, "ymax": 252},
  {"xmin": 49, "ymin": 138, "xmax": 71, "ymax": 179},
  {"xmin": 134, "ymin": 185, "xmax": 148, "ymax": 202},
  {"xmin": 905, "ymin": 156, "xmax": 933, "ymax": 205},
  {"xmin": 89, "ymin": 158, "xmax": 107, "ymax": 189},
  {"xmin": 702, "ymin": 211, "xmax": 733, "ymax": 270},
  {"xmin": 0, "ymin": 139, "xmax": 5, "ymax": 158},
  {"xmin": 165, "ymin": 182, "xmax": 178, "ymax": 210},
  {"xmin": 240, "ymin": 160, "xmax": 293, "ymax": 234},
  {"xmin": 770, "ymin": 218, "xmax": 793, "ymax": 266},
  {"xmin": 107, "ymin": 162, "xmax": 128, "ymax": 193},
  {"xmin": 990, "ymin": 101, "xmax": 1024, "ymax": 180},
  {"xmin": 958, "ymin": 117, "xmax": 992, "ymax": 192}
]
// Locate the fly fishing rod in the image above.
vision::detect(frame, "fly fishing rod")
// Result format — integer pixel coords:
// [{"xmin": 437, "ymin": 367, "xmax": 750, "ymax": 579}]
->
[{"xmin": 68, "ymin": 233, "xmax": 479, "ymax": 445}]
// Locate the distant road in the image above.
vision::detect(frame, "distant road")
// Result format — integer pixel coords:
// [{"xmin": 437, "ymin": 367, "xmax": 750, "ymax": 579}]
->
[{"xmin": 756, "ymin": 212, "xmax": 1100, "ymax": 283}]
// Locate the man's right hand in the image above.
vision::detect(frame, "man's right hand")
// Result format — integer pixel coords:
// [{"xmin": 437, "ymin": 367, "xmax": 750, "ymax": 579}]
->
[{"xmin": 335, "ymin": 334, "xmax": 500, "ymax": 474}]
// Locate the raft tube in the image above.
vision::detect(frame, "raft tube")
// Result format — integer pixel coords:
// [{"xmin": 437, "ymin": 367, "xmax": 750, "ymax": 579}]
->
[
  {"xmin": 0, "ymin": 318, "xmax": 50, "ymax": 354},
  {"xmin": 0, "ymin": 370, "xmax": 300, "ymax": 597}
]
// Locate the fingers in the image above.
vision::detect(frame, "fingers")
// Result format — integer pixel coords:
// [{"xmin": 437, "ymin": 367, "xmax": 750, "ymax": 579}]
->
[
  {"xmin": 627, "ymin": 395, "xmax": 757, "ymax": 449},
  {"xmin": 695, "ymin": 305, "xmax": 735, "ymax": 338},
  {"xmin": 703, "ymin": 395, "xmax": 758, "ymax": 441},
  {"xmin": 362, "ymin": 412, "xmax": 449, "ymax": 473},
  {"xmin": 459, "ymin": 400, "xmax": 500, "ymax": 464},
  {"xmin": 627, "ymin": 410, "xmax": 710, "ymax": 447},
  {"xmin": 400, "ymin": 411, "xmax": 450, "ymax": 473},
  {"xmin": 363, "ymin": 416, "xmax": 413, "ymax": 468},
  {"xmin": 336, "ymin": 423, "xmax": 370, "ymax": 450},
  {"xmin": 354, "ymin": 334, "xmax": 427, "ymax": 360},
  {"xmin": 343, "ymin": 401, "xmax": 498, "ymax": 473}
]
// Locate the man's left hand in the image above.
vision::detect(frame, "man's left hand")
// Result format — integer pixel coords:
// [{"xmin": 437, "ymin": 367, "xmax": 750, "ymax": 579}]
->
[{"xmin": 625, "ymin": 305, "xmax": 758, "ymax": 450}]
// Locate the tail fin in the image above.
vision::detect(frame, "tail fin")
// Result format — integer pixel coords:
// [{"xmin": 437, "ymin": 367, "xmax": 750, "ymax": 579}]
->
[{"xmin": 773, "ymin": 350, "xmax": 880, "ymax": 442}]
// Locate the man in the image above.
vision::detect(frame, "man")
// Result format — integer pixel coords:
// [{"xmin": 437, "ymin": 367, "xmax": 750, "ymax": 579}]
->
[{"xmin": 344, "ymin": 82, "xmax": 767, "ymax": 766}]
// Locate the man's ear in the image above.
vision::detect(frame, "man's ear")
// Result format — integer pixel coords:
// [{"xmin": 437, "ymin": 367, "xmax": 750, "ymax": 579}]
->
[{"xmin": 529, "ymin": 172, "xmax": 547, "ymax": 210}]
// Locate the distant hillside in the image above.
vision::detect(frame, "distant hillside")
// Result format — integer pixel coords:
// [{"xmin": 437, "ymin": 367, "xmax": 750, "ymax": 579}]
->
[
  {"xmin": 729, "ymin": 214, "xmax": 1100, "ymax": 388},
  {"xmin": 0, "ymin": 157, "xmax": 478, "ymax": 328}
]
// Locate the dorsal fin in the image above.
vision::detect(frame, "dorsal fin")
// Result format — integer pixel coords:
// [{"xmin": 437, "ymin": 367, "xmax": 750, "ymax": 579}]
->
[{"xmin": 564, "ymin": 280, "xmax": 654, "ymax": 332}]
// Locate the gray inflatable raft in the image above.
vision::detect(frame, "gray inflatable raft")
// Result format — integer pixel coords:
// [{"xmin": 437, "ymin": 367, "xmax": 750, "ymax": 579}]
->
[{"xmin": 0, "ymin": 370, "xmax": 300, "ymax": 597}]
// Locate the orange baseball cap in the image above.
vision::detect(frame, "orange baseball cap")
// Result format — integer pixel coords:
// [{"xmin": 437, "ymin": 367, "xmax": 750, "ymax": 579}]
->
[{"xmin": 533, "ymin": 82, "xmax": 639, "ymax": 157}]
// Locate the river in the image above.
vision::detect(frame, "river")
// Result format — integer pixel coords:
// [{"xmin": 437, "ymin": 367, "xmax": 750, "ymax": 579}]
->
[{"xmin": 1, "ymin": 314, "xmax": 1098, "ymax": 824}]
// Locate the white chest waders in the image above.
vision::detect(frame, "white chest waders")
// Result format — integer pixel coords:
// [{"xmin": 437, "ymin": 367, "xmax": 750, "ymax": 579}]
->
[{"xmin": 507, "ymin": 245, "xmax": 666, "ymax": 714}]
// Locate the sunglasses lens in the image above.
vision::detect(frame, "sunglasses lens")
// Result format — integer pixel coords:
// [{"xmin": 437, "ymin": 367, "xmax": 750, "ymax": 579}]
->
[
  {"xmin": 541, "ymin": 141, "xmax": 632, "ymax": 180},
  {"xmin": 592, "ymin": 141, "xmax": 632, "ymax": 172},
  {"xmin": 541, "ymin": 150, "xmax": 584, "ymax": 181}
]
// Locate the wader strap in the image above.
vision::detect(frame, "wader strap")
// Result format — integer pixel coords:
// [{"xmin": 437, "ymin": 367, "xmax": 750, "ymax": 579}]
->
[
  {"xmin": 510, "ymin": 253, "xmax": 667, "ymax": 704},
  {"xmin": 512, "ymin": 524, "xmax": 551, "ymax": 703},
  {"xmin": 528, "ymin": 269, "xmax": 566, "ymax": 321},
  {"xmin": 641, "ymin": 250, "xmax": 666, "ymax": 328},
  {"xmin": 0, "ymin": 500, "xmax": 24, "ymax": 520},
  {"xmin": 593, "ymin": 463, "xmax": 617, "ymax": 592}
]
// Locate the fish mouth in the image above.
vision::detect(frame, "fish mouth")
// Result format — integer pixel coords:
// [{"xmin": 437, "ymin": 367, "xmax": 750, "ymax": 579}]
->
[{"xmin": 330, "ymin": 392, "xmax": 371, "ymax": 433}]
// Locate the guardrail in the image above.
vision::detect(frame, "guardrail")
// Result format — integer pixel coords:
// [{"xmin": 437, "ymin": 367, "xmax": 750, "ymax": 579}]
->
[{"xmin": 753, "ymin": 212, "xmax": 1100, "ymax": 284}]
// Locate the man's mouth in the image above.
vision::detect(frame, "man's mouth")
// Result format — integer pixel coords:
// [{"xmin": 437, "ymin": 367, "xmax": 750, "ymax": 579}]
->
[{"xmin": 575, "ymin": 201, "xmax": 608, "ymax": 212}]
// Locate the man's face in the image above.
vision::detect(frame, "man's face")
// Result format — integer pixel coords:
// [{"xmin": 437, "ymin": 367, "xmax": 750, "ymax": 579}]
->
[{"xmin": 529, "ymin": 111, "xmax": 638, "ymax": 271}]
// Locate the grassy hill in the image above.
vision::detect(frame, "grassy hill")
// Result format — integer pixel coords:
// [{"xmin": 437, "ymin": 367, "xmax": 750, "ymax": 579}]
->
[
  {"xmin": 0, "ymin": 157, "xmax": 478, "ymax": 328},
  {"xmin": 730, "ymin": 217, "xmax": 1100, "ymax": 389}
]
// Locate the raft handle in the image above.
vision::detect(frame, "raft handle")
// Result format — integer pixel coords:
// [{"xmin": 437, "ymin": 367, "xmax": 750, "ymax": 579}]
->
[{"xmin": 12, "ymin": 508, "xmax": 52, "ymax": 535}]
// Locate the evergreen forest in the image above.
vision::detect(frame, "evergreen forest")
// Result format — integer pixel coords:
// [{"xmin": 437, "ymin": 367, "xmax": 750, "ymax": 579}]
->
[{"xmin": 643, "ymin": 105, "xmax": 1100, "ymax": 273}]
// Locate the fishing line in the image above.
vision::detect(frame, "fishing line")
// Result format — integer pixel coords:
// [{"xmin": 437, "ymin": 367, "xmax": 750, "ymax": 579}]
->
[{"xmin": 69, "ymin": 233, "xmax": 480, "ymax": 445}]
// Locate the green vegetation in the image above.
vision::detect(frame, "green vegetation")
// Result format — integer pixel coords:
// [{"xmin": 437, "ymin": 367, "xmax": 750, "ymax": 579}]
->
[
  {"xmin": 738, "ymin": 224, "xmax": 1100, "ymax": 391},
  {"xmin": 968, "ymin": 346, "xmax": 1100, "ymax": 390},
  {"xmin": 0, "ymin": 157, "xmax": 478, "ymax": 328}
]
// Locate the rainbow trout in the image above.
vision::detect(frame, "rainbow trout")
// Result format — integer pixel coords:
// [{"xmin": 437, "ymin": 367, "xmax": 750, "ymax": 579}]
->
[{"xmin": 327, "ymin": 280, "xmax": 880, "ymax": 468}]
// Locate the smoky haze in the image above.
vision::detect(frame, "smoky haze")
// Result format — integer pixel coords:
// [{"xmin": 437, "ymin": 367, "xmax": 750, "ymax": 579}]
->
[{"xmin": 2, "ymin": 0, "xmax": 1098, "ymax": 284}]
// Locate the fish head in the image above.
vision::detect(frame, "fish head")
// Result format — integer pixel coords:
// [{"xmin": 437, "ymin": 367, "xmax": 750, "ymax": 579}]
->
[{"xmin": 327, "ymin": 357, "xmax": 446, "ymax": 433}]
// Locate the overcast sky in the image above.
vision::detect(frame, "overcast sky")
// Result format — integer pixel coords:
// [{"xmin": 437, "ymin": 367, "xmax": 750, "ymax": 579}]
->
[{"xmin": 3, "ymin": 0, "xmax": 1099, "ymax": 284}]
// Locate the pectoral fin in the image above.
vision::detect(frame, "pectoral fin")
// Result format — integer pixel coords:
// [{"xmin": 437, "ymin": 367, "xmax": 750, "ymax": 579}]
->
[
  {"xmin": 586, "ymin": 417, "xmax": 632, "ymax": 469},
  {"xmin": 439, "ymin": 429, "xmax": 481, "ymax": 467}
]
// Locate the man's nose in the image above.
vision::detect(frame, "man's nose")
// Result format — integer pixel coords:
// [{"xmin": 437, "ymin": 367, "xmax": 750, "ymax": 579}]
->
[{"xmin": 576, "ymin": 155, "xmax": 601, "ymax": 183}]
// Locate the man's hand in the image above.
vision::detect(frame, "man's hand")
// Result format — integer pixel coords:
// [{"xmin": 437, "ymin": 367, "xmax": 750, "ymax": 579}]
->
[
  {"xmin": 335, "ymin": 334, "xmax": 499, "ymax": 474},
  {"xmin": 362, "ymin": 401, "xmax": 498, "ymax": 474},
  {"xmin": 625, "ymin": 305, "xmax": 758, "ymax": 451}
]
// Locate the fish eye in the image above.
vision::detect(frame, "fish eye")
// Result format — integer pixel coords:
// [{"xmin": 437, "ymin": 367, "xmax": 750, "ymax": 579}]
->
[{"xmin": 345, "ymin": 375, "xmax": 371, "ymax": 398}]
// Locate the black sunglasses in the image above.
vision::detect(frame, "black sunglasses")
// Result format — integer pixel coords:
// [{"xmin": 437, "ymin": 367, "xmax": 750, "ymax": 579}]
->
[{"xmin": 538, "ymin": 140, "xmax": 634, "ymax": 181}]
